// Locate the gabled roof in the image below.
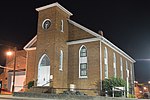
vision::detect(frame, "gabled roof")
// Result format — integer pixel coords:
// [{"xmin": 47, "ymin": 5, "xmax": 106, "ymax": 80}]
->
[
  {"xmin": 67, "ymin": 20, "xmax": 135, "ymax": 63},
  {"xmin": 36, "ymin": 2, "xmax": 73, "ymax": 16},
  {"xmin": 68, "ymin": 19, "xmax": 101, "ymax": 38}
]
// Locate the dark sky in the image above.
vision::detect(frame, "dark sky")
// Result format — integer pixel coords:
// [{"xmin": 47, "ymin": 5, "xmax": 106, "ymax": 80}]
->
[{"xmin": 0, "ymin": 0, "xmax": 150, "ymax": 83}]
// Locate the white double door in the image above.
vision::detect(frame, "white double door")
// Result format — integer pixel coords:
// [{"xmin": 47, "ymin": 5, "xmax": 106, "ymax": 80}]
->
[{"xmin": 37, "ymin": 65, "xmax": 50, "ymax": 86}]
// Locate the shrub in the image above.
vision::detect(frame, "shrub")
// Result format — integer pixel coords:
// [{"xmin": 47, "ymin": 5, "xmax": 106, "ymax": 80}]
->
[
  {"xmin": 128, "ymin": 94, "xmax": 136, "ymax": 98},
  {"xmin": 102, "ymin": 77, "xmax": 126, "ymax": 97},
  {"xmin": 27, "ymin": 81, "xmax": 34, "ymax": 89}
]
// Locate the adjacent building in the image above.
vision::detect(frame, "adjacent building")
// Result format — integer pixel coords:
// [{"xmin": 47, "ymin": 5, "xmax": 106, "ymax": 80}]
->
[{"xmin": 0, "ymin": 50, "xmax": 26, "ymax": 92}]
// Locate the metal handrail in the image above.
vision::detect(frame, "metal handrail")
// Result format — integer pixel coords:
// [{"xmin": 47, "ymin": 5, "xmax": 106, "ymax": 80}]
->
[{"xmin": 42, "ymin": 79, "xmax": 51, "ymax": 87}]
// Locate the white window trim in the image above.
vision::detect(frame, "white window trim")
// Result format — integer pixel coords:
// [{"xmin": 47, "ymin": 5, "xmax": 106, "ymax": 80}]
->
[
  {"xmin": 120, "ymin": 57, "xmax": 123, "ymax": 79},
  {"xmin": 113, "ymin": 53, "xmax": 116, "ymax": 78},
  {"xmin": 61, "ymin": 20, "xmax": 64, "ymax": 32},
  {"xmin": 42, "ymin": 19, "xmax": 51, "ymax": 30},
  {"xmin": 79, "ymin": 45, "xmax": 88, "ymax": 78},
  {"xmin": 59, "ymin": 50, "xmax": 63, "ymax": 71},
  {"xmin": 104, "ymin": 47, "xmax": 108, "ymax": 79}
]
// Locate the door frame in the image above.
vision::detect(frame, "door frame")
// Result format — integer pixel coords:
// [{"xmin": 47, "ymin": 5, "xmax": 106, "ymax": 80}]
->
[{"xmin": 37, "ymin": 54, "xmax": 50, "ymax": 86}]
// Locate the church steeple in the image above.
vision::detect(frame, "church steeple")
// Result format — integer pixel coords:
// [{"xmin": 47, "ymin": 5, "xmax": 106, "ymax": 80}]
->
[
  {"xmin": 36, "ymin": 2, "xmax": 73, "ymax": 17},
  {"xmin": 36, "ymin": 2, "xmax": 72, "ymax": 33}
]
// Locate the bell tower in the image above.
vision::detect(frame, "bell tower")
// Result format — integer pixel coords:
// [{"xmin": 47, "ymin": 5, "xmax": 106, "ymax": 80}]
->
[{"xmin": 35, "ymin": 2, "xmax": 73, "ymax": 92}]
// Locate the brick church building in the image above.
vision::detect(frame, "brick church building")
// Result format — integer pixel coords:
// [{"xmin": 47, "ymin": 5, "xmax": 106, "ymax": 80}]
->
[{"xmin": 0, "ymin": 2, "xmax": 135, "ymax": 96}]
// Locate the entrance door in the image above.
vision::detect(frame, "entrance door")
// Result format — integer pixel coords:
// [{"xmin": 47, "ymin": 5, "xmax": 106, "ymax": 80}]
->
[{"xmin": 37, "ymin": 54, "xmax": 50, "ymax": 86}]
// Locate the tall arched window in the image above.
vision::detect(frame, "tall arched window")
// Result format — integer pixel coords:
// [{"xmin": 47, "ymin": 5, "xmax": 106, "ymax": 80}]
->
[
  {"xmin": 79, "ymin": 45, "xmax": 87, "ymax": 78},
  {"xmin": 120, "ymin": 57, "xmax": 123, "ymax": 79},
  {"xmin": 130, "ymin": 63, "xmax": 133, "ymax": 82},
  {"xmin": 126, "ymin": 61, "xmax": 129, "ymax": 78},
  {"xmin": 61, "ymin": 20, "xmax": 64, "ymax": 32},
  {"xmin": 113, "ymin": 53, "xmax": 116, "ymax": 77},
  {"xmin": 104, "ymin": 47, "xmax": 108, "ymax": 79},
  {"xmin": 59, "ymin": 50, "xmax": 63, "ymax": 71}
]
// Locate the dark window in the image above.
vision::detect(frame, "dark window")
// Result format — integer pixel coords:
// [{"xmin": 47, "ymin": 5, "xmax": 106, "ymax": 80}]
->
[
  {"xmin": 80, "ymin": 46, "xmax": 87, "ymax": 57},
  {"xmin": 80, "ymin": 63, "xmax": 87, "ymax": 76}
]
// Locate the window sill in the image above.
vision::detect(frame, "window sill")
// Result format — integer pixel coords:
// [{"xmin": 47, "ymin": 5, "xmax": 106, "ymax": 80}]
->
[{"xmin": 79, "ymin": 76, "xmax": 88, "ymax": 79}]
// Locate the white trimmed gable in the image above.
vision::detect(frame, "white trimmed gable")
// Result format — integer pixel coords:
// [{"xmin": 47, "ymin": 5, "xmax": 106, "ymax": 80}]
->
[
  {"xmin": 23, "ymin": 35, "xmax": 37, "ymax": 50},
  {"xmin": 36, "ymin": 2, "xmax": 73, "ymax": 16}
]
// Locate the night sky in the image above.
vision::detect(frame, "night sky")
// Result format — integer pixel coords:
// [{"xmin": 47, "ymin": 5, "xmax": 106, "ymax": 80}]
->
[{"xmin": 0, "ymin": 0, "xmax": 150, "ymax": 83}]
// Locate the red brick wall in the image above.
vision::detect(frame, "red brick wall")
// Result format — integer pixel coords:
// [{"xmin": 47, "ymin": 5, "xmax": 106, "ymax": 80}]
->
[
  {"xmin": 6, "ymin": 50, "xmax": 26, "ymax": 70},
  {"xmin": 68, "ymin": 23, "xmax": 95, "ymax": 41},
  {"xmin": 35, "ymin": 6, "xmax": 70, "ymax": 93},
  {"xmin": 26, "ymin": 50, "xmax": 36, "ymax": 85},
  {"xmin": 68, "ymin": 41, "xmax": 100, "ymax": 95}
]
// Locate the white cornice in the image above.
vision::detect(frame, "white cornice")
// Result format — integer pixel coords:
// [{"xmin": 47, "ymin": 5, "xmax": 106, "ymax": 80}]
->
[
  {"xmin": 24, "ymin": 47, "xmax": 36, "ymax": 51},
  {"xmin": 99, "ymin": 37, "xmax": 136, "ymax": 63},
  {"xmin": 36, "ymin": 2, "xmax": 73, "ymax": 16},
  {"xmin": 67, "ymin": 37, "xmax": 136, "ymax": 63},
  {"xmin": 67, "ymin": 38, "xmax": 100, "ymax": 45},
  {"xmin": 68, "ymin": 19, "xmax": 101, "ymax": 38},
  {"xmin": 23, "ymin": 35, "xmax": 37, "ymax": 50}
]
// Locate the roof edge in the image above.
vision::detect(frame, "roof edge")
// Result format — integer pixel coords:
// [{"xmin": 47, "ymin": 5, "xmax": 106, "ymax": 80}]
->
[
  {"xmin": 36, "ymin": 2, "xmax": 73, "ymax": 16},
  {"xmin": 23, "ymin": 35, "xmax": 37, "ymax": 50},
  {"xmin": 68, "ymin": 19, "xmax": 101, "ymax": 37},
  {"xmin": 100, "ymin": 37, "xmax": 136, "ymax": 63}
]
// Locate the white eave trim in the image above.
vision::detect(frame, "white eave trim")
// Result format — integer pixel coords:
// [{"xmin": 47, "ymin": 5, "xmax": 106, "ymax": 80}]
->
[
  {"xmin": 24, "ymin": 47, "xmax": 36, "ymax": 51},
  {"xmin": 67, "ymin": 37, "xmax": 135, "ymax": 63},
  {"xmin": 23, "ymin": 35, "xmax": 37, "ymax": 50},
  {"xmin": 67, "ymin": 38, "xmax": 100, "ymax": 45},
  {"xmin": 68, "ymin": 19, "xmax": 101, "ymax": 38},
  {"xmin": 100, "ymin": 37, "xmax": 136, "ymax": 63},
  {"xmin": 36, "ymin": 2, "xmax": 73, "ymax": 16}
]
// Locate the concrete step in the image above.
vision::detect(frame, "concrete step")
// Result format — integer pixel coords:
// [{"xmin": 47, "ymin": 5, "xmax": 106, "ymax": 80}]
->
[{"xmin": 27, "ymin": 86, "xmax": 55, "ymax": 93}]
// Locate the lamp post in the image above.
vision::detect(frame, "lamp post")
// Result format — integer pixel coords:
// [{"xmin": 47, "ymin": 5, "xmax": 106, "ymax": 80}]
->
[
  {"xmin": 6, "ymin": 47, "xmax": 17, "ymax": 93},
  {"xmin": 148, "ymin": 81, "xmax": 150, "ymax": 93}
]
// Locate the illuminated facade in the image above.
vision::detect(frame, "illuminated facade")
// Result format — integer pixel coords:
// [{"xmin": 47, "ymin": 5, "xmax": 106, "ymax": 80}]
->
[{"xmin": 0, "ymin": 3, "xmax": 136, "ymax": 95}]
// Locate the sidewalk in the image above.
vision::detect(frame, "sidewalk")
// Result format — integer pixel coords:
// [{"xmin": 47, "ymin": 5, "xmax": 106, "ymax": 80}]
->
[{"xmin": 0, "ymin": 94, "xmax": 51, "ymax": 100}]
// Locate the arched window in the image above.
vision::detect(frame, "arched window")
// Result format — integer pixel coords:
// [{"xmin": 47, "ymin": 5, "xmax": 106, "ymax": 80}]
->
[
  {"xmin": 104, "ymin": 47, "xmax": 108, "ymax": 79},
  {"xmin": 113, "ymin": 53, "xmax": 116, "ymax": 77},
  {"xmin": 61, "ymin": 20, "xmax": 64, "ymax": 32},
  {"xmin": 80, "ymin": 46, "xmax": 87, "ymax": 57},
  {"xmin": 59, "ymin": 50, "xmax": 63, "ymax": 71},
  {"xmin": 40, "ymin": 54, "xmax": 50, "ymax": 66},
  {"xmin": 120, "ymin": 57, "xmax": 123, "ymax": 79},
  {"xmin": 79, "ymin": 45, "xmax": 87, "ymax": 78},
  {"xmin": 126, "ymin": 61, "xmax": 129, "ymax": 78}
]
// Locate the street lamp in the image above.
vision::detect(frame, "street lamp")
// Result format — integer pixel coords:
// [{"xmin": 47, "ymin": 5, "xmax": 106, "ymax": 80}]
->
[{"xmin": 6, "ymin": 47, "xmax": 17, "ymax": 93}]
